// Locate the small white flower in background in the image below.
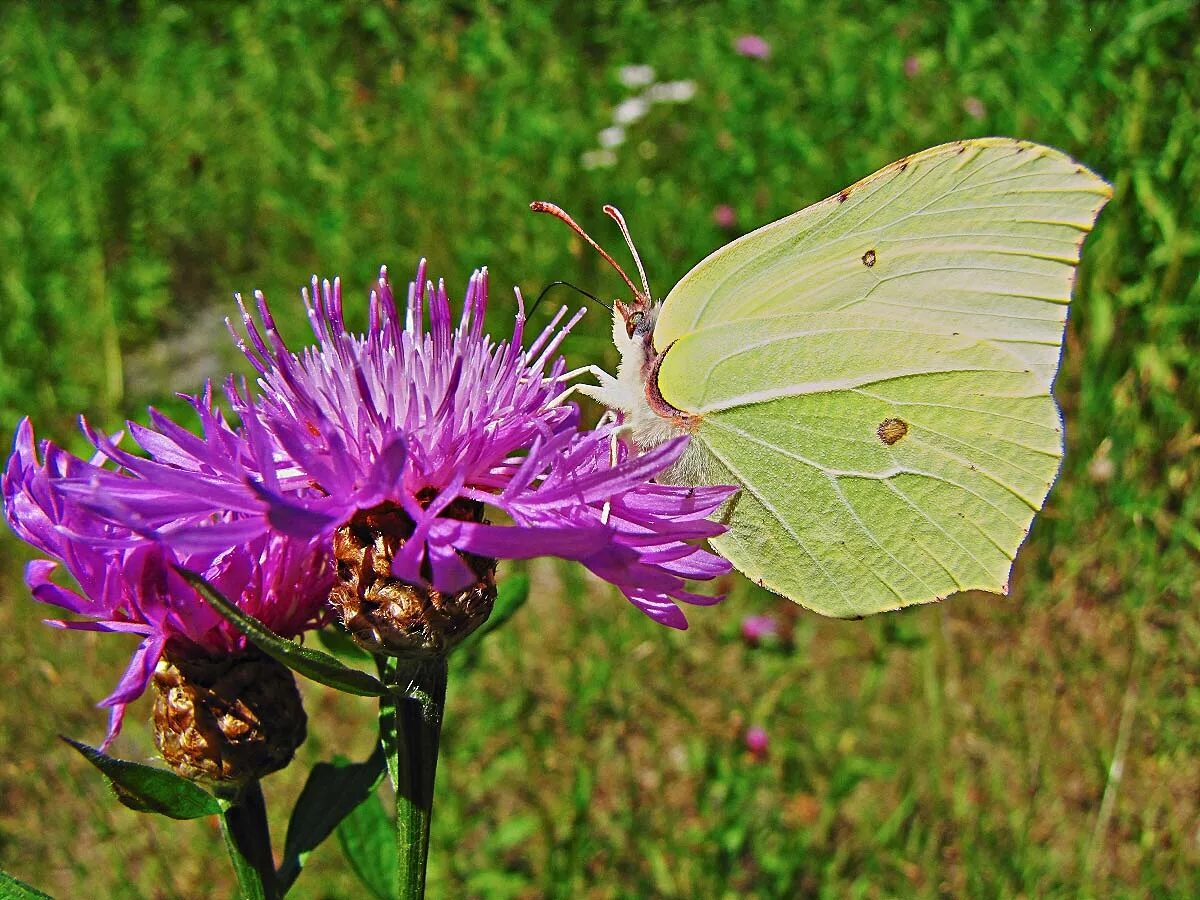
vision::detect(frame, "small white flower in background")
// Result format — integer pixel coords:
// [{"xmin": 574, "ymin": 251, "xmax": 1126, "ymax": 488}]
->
[
  {"xmin": 646, "ymin": 80, "xmax": 697, "ymax": 103},
  {"xmin": 618, "ymin": 64, "xmax": 656, "ymax": 87},
  {"xmin": 1088, "ymin": 438, "xmax": 1115, "ymax": 483},
  {"xmin": 581, "ymin": 148, "xmax": 618, "ymax": 170},
  {"xmin": 598, "ymin": 126, "xmax": 626, "ymax": 149},
  {"xmin": 614, "ymin": 96, "xmax": 651, "ymax": 125},
  {"xmin": 581, "ymin": 65, "xmax": 698, "ymax": 170}
]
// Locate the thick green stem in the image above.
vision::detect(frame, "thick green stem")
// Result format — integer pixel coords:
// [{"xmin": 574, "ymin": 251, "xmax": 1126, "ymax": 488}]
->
[
  {"xmin": 219, "ymin": 779, "xmax": 279, "ymax": 900},
  {"xmin": 383, "ymin": 656, "xmax": 448, "ymax": 900}
]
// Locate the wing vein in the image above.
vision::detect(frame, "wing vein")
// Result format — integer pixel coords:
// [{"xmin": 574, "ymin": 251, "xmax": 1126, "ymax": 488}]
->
[{"xmin": 702, "ymin": 438, "xmax": 851, "ymax": 607}]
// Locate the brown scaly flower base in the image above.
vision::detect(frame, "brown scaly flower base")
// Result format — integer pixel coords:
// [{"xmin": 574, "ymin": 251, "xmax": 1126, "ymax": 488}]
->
[
  {"xmin": 152, "ymin": 645, "xmax": 307, "ymax": 787},
  {"xmin": 329, "ymin": 498, "xmax": 496, "ymax": 657}
]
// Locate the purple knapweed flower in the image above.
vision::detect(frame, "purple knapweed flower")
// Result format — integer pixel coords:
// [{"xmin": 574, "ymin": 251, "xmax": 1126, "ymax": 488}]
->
[
  {"xmin": 740, "ymin": 614, "xmax": 779, "ymax": 645},
  {"xmin": 2, "ymin": 419, "xmax": 332, "ymax": 745},
  {"xmin": 713, "ymin": 204, "xmax": 737, "ymax": 229},
  {"xmin": 734, "ymin": 34, "xmax": 772, "ymax": 60},
  {"xmin": 53, "ymin": 263, "xmax": 736, "ymax": 638}
]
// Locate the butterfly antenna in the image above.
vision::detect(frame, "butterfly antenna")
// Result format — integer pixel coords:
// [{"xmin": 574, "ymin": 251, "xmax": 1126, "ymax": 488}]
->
[
  {"xmin": 530, "ymin": 280, "xmax": 611, "ymax": 320},
  {"xmin": 530, "ymin": 201, "xmax": 645, "ymax": 302},
  {"xmin": 602, "ymin": 205, "xmax": 651, "ymax": 301}
]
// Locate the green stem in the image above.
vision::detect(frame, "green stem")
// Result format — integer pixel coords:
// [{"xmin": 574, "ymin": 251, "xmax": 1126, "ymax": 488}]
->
[
  {"xmin": 220, "ymin": 780, "xmax": 279, "ymax": 900},
  {"xmin": 383, "ymin": 657, "xmax": 448, "ymax": 900}
]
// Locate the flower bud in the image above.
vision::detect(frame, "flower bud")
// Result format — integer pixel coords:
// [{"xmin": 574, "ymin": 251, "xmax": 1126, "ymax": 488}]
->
[
  {"xmin": 329, "ymin": 501, "xmax": 496, "ymax": 657},
  {"xmin": 152, "ymin": 646, "xmax": 306, "ymax": 786},
  {"xmin": 745, "ymin": 725, "xmax": 769, "ymax": 760}
]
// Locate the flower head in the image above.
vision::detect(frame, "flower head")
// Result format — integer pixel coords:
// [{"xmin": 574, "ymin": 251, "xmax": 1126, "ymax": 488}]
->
[
  {"xmin": 745, "ymin": 725, "xmax": 769, "ymax": 759},
  {"xmin": 713, "ymin": 204, "xmax": 737, "ymax": 229},
  {"xmin": 617, "ymin": 64, "xmax": 656, "ymax": 88},
  {"xmin": 2, "ymin": 419, "xmax": 332, "ymax": 745},
  {"xmin": 51, "ymin": 264, "xmax": 736, "ymax": 645},
  {"xmin": 734, "ymin": 34, "xmax": 772, "ymax": 60},
  {"xmin": 740, "ymin": 614, "xmax": 779, "ymax": 645},
  {"xmin": 963, "ymin": 96, "xmax": 987, "ymax": 120}
]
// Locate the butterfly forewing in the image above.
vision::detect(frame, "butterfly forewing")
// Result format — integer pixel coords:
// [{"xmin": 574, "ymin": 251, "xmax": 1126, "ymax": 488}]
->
[{"xmin": 654, "ymin": 138, "xmax": 1110, "ymax": 617}]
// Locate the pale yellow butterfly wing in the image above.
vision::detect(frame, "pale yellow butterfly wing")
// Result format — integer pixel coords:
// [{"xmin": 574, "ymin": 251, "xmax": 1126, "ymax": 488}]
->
[{"xmin": 655, "ymin": 139, "xmax": 1110, "ymax": 617}]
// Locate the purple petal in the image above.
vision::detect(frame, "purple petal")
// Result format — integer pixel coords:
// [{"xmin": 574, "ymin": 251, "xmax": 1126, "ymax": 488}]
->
[{"xmin": 98, "ymin": 634, "xmax": 166, "ymax": 709}]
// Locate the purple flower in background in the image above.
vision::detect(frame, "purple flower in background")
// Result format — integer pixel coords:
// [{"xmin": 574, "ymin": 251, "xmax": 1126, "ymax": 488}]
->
[
  {"xmin": 2, "ymin": 420, "xmax": 332, "ymax": 745},
  {"xmin": 734, "ymin": 34, "xmax": 772, "ymax": 60},
  {"xmin": 963, "ymin": 96, "xmax": 987, "ymax": 120},
  {"xmin": 51, "ymin": 264, "xmax": 736, "ymax": 635},
  {"xmin": 904, "ymin": 55, "xmax": 921, "ymax": 78},
  {"xmin": 741, "ymin": 614, "xmax": 779, "ymax": 645},
  {"xmin": 745, "ymin": 725, "xmax": 769, "ymax": 759},
  {"xmin": 712, "ymin": 204, "xmax": 736, "ymax": 229}
]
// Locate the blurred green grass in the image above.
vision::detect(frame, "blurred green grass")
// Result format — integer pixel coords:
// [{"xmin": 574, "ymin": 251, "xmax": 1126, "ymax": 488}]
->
[{"xmin": 1, "ymin": 0, "xmax": 1197, "ymax": 896}]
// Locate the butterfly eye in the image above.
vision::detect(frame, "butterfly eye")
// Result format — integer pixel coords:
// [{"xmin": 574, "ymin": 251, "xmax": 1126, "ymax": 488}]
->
[{"xmin": 625, "ymin": 310, "xmax": 644, "ymax": 338}]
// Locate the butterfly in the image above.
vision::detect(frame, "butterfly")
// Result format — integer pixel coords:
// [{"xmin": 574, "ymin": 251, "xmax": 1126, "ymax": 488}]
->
[{"xmin": 534, "ymin": 138, "xmax": 1111, "ymax": 618}]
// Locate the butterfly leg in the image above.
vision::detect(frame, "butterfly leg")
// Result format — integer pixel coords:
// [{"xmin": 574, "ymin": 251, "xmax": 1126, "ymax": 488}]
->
[
  {"xmin": 546, "ymin": 364, "xmax": 618, "ymax": 408},
  {"xmin": 600, "ymin": 427, "xmax": 623, "ymax": 525}
]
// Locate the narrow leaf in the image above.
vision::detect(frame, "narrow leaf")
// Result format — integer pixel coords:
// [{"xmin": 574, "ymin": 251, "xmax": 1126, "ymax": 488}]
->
[
  {"xmin": 0, "ymin": 869, "xmax": 54, "ymax": 899},
  {"xmin": 315, "ymin": 625, "xmax": 372, "ymax": 662},
  {"xmin": 377, "ymin": 657, "xmax": 400, "ymax": 792},
  {"xmin": 62, "ymin": 737, "xmax": 221, "ymax": 820},
  {"xmin": 278, "ymin": 749, "xmax": 387, "ymax": 892},
  {"xmin": 336, "ymin": 790, "xmax": 397, "ymax": 900},
  {"xmin": 178, "ymin": 567, "xmax": 386, "ymax": 697}
]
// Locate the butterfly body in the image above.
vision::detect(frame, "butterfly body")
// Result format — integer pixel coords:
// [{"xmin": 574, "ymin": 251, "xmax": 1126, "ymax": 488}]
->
[
  {"xmin": 580, "ymin": 302, "xmax": 714, "ymax": 484},
  {"xmin": 544, "ymin": 138, "xmax": 1110, "ymax": 618}
]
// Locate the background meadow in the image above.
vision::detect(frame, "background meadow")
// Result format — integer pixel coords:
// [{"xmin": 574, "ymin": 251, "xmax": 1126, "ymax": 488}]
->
[{"xmin": 1, "ymin": 1, "xmax": 1197, "ymax": 897}]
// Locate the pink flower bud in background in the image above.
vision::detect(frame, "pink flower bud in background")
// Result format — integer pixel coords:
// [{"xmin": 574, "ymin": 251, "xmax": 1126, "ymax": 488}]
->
[
  {"xmin": 904, "ymin": 55, "xmax": 921, "ymax": 78},
  {"xmin": 745, "ymin": 725, "xmax": 769, "ymax": 760},
  {"xmin": 734, "ymin": 34, "xmax": 771, "ymax": 60},
  {"xmin": 740, "ymin": 614, "xmax": 778, "ymax": 644},
  {"xmin": 713, "ymin": 204, "xmax": 736, "ymax": 229},
  {"xmin": 963, "ymin": 96, "xmax": 987, "ymax": 120}
]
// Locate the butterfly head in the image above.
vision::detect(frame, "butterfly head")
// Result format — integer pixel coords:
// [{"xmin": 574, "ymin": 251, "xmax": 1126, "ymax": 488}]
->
[
  {"xmin": 614, "ymin": 296, "xmax": 655, "ymax": 340},
  {"xmin": 530, "ymin": 200, "xmax": 656, "ymax": 345},
  {"xmin": 531, "ymin": 200, "xmax": 696, "ymax": 442}
]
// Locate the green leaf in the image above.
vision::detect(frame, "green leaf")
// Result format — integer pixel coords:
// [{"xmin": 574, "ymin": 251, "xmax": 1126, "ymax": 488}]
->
[
  {"xmin": 0, "ymin": 869, "xmax": 54, "ymax": 899},
  {"xmin": 177, "ymin": 567, "xmax": 387, "ymax": 697},
  {"xmin": 336, "ymin": 789, "xmax": 398, "ymax": 900},
  {"xmin": 376, "ymin": 656, "xmax": 400, "ymax": 792},
  {"xmin": 61, "ymin": 737, "xmax": 222, "ymax": 820},
  {"xmin": 277, "ymin": 749, "xmax": 387, "ymax": 892},
  {"xmin": 453, "ymin": 572, "xmax": 530, "ymax": 663},
  {"xmin": 315, "ymin": 625, "xmax": 372, "ymax": 662}
]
